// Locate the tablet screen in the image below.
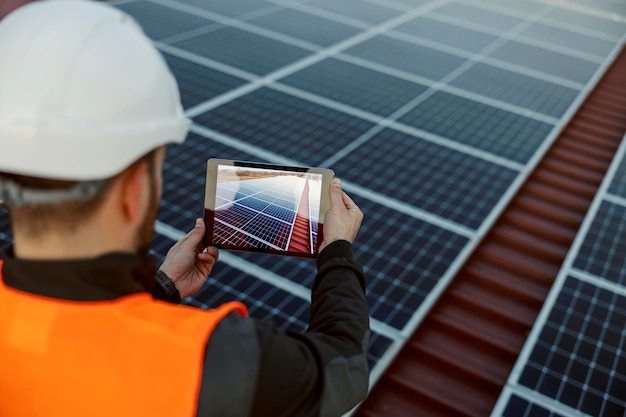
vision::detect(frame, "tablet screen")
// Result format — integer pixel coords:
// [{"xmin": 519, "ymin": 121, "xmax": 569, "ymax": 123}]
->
[{"xmin": 203, "ymin": 159, "xmax": 334, "ymax": 258}]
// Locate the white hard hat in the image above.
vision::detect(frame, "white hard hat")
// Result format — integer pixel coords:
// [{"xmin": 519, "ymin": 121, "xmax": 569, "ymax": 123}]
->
[{"xmin": 0, "ymin": 0, "xmax": 190, "ymax": 181}]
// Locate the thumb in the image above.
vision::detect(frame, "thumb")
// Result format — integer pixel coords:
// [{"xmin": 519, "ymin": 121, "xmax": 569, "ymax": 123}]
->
[{"xmin": 185, "ymin": 218, "xmax": 205, "ymax": 245}]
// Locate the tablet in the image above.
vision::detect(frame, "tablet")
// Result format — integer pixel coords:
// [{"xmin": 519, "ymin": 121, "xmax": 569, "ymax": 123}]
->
[{"xmin": 203, "ymin": 159, "xmax": 334, "ymax": 258}]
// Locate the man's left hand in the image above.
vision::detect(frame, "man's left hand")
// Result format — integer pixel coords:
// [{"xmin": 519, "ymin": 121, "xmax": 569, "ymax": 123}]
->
[{"xmin": 159, "ymin": 218, "xmax": 219, "ymax": 299}]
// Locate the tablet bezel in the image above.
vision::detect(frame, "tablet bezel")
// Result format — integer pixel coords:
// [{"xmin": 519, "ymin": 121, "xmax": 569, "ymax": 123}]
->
[{"xmin": 203, "ymin": 158, "xmax": 334, "ymax": 258}]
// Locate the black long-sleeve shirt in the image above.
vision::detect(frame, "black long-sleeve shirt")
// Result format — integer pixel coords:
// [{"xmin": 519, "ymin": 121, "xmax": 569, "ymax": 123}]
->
[{"xmin": 1, "ymin": 240, "xmax": 370, "ymax": 416}]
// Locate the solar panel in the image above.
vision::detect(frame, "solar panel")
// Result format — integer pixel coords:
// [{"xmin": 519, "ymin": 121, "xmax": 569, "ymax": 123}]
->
[
  {"xmin": 497, "ymin": 391, "xmax": 569, "ymax": 417},
  {"xmin": 394, "ymin": 16, "xmax": 500, "ymax": 53},
  {"xmin": 450, "ymin": 63, "xmax": 580, "ymax": 118},
  {"xmin": 398, "ymin": 90, "xmax": 554, "ymax": 163},
  {"xmin": 247, "ymin": 8, "xmax": 362, "ymax": 47},
  {"xmin": 492, "ymin": 135, "xmax": 626, "ymax": 416},
  {"xmin": 1, "ymin": 0, "xmax": 624, "ymax": 403},
  {"xmin": 280, "ymin": 58, "xmax": 430, "ymax": 116},
  {"xmin": 518, "ymin": 276, "xmax": 626, "ymax": 416},
  {"xmin": 162, "ymin": 52, "xmax": 247, "ymax": 109},
  {"xmin": 171, "ymin": 27, "xmax": 313, "ymax": 75},
  {"xmin": 573, "ymin": 201, "xmax": 626, "ymax": 285},
  {"xmin": 193, "ymin": 87, "xmax": 376, "ymax": 165}
]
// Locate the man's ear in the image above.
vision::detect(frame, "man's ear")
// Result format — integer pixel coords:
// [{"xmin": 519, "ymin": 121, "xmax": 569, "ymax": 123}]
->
[{"xmin": 119, "ymin": 161, "xmax": 150, "ymax": 224}]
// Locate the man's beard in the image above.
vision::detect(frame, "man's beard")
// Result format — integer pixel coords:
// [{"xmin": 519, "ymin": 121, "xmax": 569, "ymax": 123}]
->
[{"xmin": 135, "ymin": 172, "xmax": 158, "ymax": 257}]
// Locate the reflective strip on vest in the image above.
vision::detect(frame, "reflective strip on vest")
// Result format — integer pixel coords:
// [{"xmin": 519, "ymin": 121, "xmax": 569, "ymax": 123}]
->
[{"xmin": 0, "ymin": 260, "xmax": 247, "ymax": 417}]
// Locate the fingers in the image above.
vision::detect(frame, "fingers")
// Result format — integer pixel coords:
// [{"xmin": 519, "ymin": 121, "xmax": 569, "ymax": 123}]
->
[
  {"xmin": 340, "ymin": 189, "xmax": 358, "ymax": 211},
  {"xmin": 198, "ymin": 246, "xmax": 219, "ymax": 262}
]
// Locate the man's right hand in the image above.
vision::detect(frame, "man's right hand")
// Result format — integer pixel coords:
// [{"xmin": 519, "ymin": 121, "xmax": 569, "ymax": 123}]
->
[{"xmin": 318, "ymin": 178, "xmax": 363, "ymax": 253}]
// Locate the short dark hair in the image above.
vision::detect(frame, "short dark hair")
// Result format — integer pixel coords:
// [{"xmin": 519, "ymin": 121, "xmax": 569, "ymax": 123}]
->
[{"xmin": 1, "ymin": 150, "xmax": 157, "ymax": 237}]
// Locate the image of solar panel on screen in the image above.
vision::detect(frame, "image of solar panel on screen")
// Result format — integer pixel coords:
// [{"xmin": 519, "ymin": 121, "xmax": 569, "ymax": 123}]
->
[{"xmin": 203, "ymin": 159, "xmax": 333, "ymax": 258}]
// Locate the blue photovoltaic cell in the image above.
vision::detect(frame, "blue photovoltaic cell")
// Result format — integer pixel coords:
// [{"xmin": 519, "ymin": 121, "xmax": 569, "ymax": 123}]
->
[
  {"xmin": 520, "ymin": 22, "xmax": 616, "ymax": 59},
  {"xmin": 117, "ymin": 0, "xmax": 216, "ymax": 40},
  {"xmin": 399, "ymin": 90, "xmax": 554, "ymax": 163},
  {"xmin": 172, "ymin": 26, "xmax": 312, "ymax": 75},
  {"xmin": 451, "ymin": 63, "xmax": 580, "ymax": 119},
  {"xmin": 608, "ymin": 153, "xmax": 626, "ymax": 199},
  {"xmin": 394, "ymin": 16, "xmax": 499, "ymax": 53},
  {"xmin": 573, "ymin": 201, "xmax": 626, "ymax": 286},
  {"xmin": 280, "ymin": 58, "xmax": 429, "ymax": 117},
  {"xmin": 162, "ymin": 52, "xmax": 247, "ymax": 109},
  {"xmin": 501, "ymin": 394, "xmax": 567, "ymax": 417},
  {"xmin": 344, "ymin": 35, "xmax": 466, "ymax": 81},
  {"xmin": 488, "ymin": 0, "xmax": 545, "ymax": 14},
  {"xmin": 367, "ymin": 333, "xmax": 394, "ymax": 368},
  {"xmin": 248, "ymin": 8, "xmax": 362, "ymax": 47},
  {"xmin": 193, "ymin": 87, "xmax": 376, "ymax": 166},
  {"xmin": 490, "ymin": 41, "xmax": 599, "ymax": 84},
  {"xmin": 174, "ymin": 0, "xmax": 272, "ymax": 18},
  {"xmin": 353, "ymin": 198, "xmax": 468, "ymax": 328},
  {"xmin": 339, "ymin": 128, "xmax": 518, "ymax": 230},
  {"xmin": 304, "ymin": 0, "xmax": 401, "ymax": 24},
  {"xmin": 544, "ymin": 8, "xmax": 626, "ymax": 38},
  {"xmin": 429, "ymin": 2, "xmax": 523, "ymax": 32},
  {"xmin": 518, "ymin": 276, "xmax": 626, "ymax": 417}
]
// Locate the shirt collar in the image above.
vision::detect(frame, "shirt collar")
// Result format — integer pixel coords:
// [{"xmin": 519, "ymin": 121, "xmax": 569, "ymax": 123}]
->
[{"xmin": 1, "ymin": 246, "xmax": 158, "ymax": 301}]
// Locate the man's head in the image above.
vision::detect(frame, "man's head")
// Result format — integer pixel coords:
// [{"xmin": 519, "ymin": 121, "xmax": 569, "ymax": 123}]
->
[{"xmin": 0, "ymin": 0, "xmax": 189, "ymax": 258}]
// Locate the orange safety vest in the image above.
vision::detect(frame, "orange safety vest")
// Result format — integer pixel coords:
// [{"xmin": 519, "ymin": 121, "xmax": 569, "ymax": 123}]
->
[{"xmin": 0, "ymin": 260, "xmax": 247, "ymax": 417}]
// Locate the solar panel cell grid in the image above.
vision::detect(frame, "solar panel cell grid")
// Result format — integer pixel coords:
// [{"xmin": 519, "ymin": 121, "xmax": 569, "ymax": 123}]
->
[
  {"xmin": 172, "ymin": 26, "xmax": 312, "ymax": 75},
  {"xmin": 280, "ymin": 58, "xmax": 429, "ymax": 117},
  {"xmin": 193, "ymin": 87, "xmax": 376, "ymax": 165},
  {"xmin": 451, "ymin": 63, "xmax": 580, "ymax": 118},
  {"xmin": 544, "ymin": 8, "xmax": 626, "ymax": 38},
  {"xmin": 174, "ymin": 0, "xmax": 272, "ymax": 18},
  {"xmin": 573, "ymin": 201, "xmax": 626, "ymax": 286},
  {"xmin": 162, "ymin": 53, "xmax": 247, "ymax": 109},
  {"xmin": 608, "ymin": 155, "xmax": 626, "ymax": 199},
  {"xmin": 398, "ymin": 90, "xmax": 554, "ymax": 163},
  {"xmin": 394, "ymin": 16, "xmax": 500, "ymax": 53},
  {"xmin": 117, "ymin": 0, "xmax": 215, "ymax": 40},
  {"xmin": 344, "ymin": 35, "xmax": 466, "ymax": 81},
  {"xmin": 339, "ymin": 128, "xmax": 518, "ymax": 229},
  {"xmin": 430, "ymin": 2, "xmax": 524, "ymax": 32},
  {"xmin": 247, "ymin": 8, "xmax": 362, "ymax": 47},
  {"xmin": 353, "ymin": 198, "xmax": 468, "ymax": 329},
  {"xmin": 520, "ymin": 23, "xmax": 616, "ymax": 59},
  {"xmin": 303, "ymin": 0, "xmax": 401, "ymax": 24},
  {"xmin": 518, "ymin": 276, "xmax": 626, "ymax": 417},
  {"xmin": 490, "ymin": 41, "xmax": 599, "ymax": 84},
  {"xmin": 502, "ymin": 394, "xmax": 568, "ymax": 417}
]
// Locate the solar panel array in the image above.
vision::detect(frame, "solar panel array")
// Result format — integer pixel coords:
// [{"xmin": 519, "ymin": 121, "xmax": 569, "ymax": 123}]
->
[
  {"xmin": 491, "ymin": 133, "xmax": 626, "ymax": 417},
  {"xmin": 0, "ymin": 0, "xmax": 625, "ymax": 391}
]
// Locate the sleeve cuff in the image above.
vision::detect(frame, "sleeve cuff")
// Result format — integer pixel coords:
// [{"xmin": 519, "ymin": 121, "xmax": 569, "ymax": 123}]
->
[{"xmin": 317, "ymin": 240, "xmax": 354, "ymax": 268}]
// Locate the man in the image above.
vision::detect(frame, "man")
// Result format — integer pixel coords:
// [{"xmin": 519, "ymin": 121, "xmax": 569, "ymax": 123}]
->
[{"xmin": 0, "ymin": 1, "xmax": 370, "ymax": 416}]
